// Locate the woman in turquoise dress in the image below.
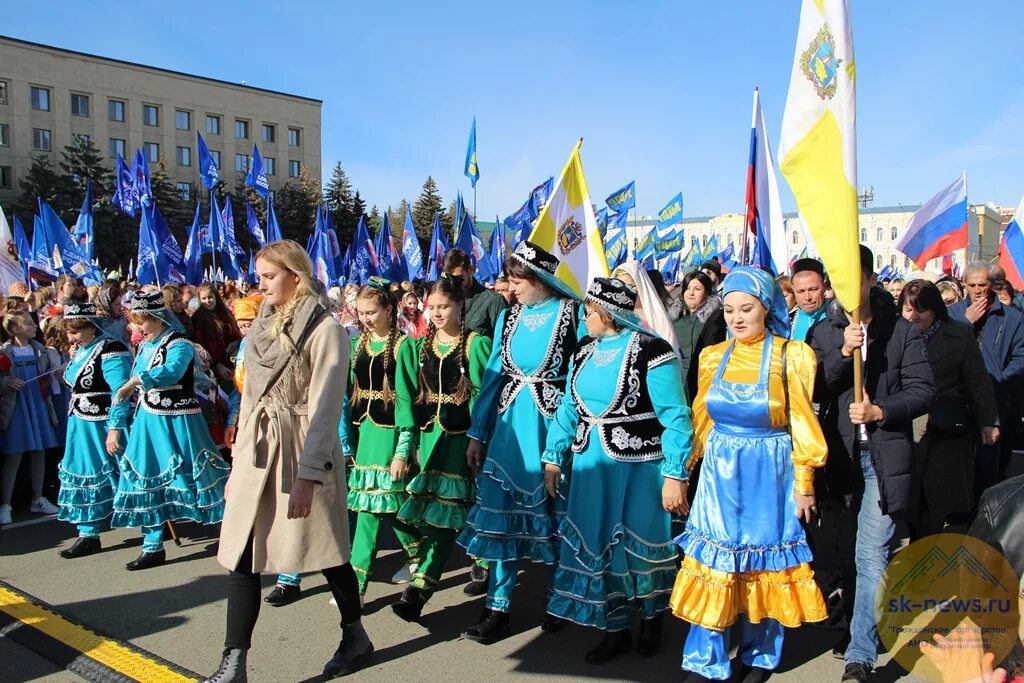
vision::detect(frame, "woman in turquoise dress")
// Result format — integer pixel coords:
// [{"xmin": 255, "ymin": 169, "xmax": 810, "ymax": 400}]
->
[
  {"xmin": 56, "ymin": 303, "xmax": 133, "ymax": 558},
  {"xmin": 542, "ymin": 277, "xmax": 692, "ymax": 664},
  {"xmin": 111, "ymin": 290, "xmax": 230, "ymax": 571},
  {"xmin": 458, "ymin": 241, "xmax": 580, "ymax": 644},
  {"xmin": 670, "ymin": 267, "xmax": 827, "ymax": 683}
]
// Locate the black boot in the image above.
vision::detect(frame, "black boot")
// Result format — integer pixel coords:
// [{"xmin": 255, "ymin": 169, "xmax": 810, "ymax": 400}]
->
[
  {"xmin": 464, "ymin": 562, "xmax": 489, "ymax": 596},
  {"xmin": 461, "ymin": 609, "xmax": 511, "ymax": 644},
  {"xmin": 636, "ymin": 613, "xmax": 664, "ymax": 656},
  {"xmin": 59, "ymin": 537, "xmax": 101, "ymax": 559},
  {"xmin": 541, "ymin": 613, "xmax": 567, "ymax": 633},
  {"xmin": 740, "ymin": 665, "xmax": 773, "ymax": 683},
  {"xmin": 201, "ymin": 648, "xmax": 247, "ymax": 683},
  {"xmin": 125, "ymin": 549, "xmax": 166, "ymax": 571},
  {"xmin": 585, "ymin": 629, "xmax": 632, "ymax": 665},
  {"xmin": 391, "ymin": 586, "xmax": 426, "ymax": 622},
  {"xmin": 264, "ymin": 584, "xmax": 301, "ymax": 606},
  {"xmin": 322, "ymin": 621, "xmax": 374, "ymax": 678}
]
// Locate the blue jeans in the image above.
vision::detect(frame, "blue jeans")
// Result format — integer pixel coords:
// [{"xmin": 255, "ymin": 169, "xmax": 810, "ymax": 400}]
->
[{"xmin": 842, "ymin": 448, "xmax": 897, "ymax": 668}]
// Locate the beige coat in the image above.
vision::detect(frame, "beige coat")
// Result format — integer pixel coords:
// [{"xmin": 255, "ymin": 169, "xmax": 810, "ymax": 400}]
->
[{"xmin": 217, "ymin": 295, "xmax": 351, "ymax": 574}]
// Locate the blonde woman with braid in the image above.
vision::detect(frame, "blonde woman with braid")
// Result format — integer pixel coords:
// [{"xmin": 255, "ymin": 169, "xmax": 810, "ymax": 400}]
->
[
  {"xmin": 390, "ymin": 274, "xmax": 492, "ymax": 622},
  {"xmin": 204, "ymin": 241, "xmax": 373, "ymax": 683},
  {"xmin": 345, "ymin": 277, "xmax": 422, "ymax": 599}
]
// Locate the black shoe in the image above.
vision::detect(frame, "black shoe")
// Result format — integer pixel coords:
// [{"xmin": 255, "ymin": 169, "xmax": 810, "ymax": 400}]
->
[
  {"xmin": 264, "ymin": 584, "xmax": 301, "ymax": 606},
  {"xmin": 741, "ymin": 666, "xmax": 773, "ymax": 683},
  {"xmin": 201, "ymin": 647, "xmax": 247, "ymax": 683},
  {"xmin": 322, "ymin": 621, "xmax": 374, "ymax": 678},
  {"xmin": 125, "ymin": 549, "xmax": 166, "ymax": 571},
  {"xmin": 391, "ymin": 587, "xmax": 426, "ymax": 622},
  {"xmin": 585, "ymin": 629, "xmax": 632, "ymax": 665},
  {"xmin": 841, "ymin": 662, "xmax": 871, "ymax": 683},
  {"xmin": 461, "ymin": 609, "xmax": 511, "ymax": 644},
  {"xmin": 541, "ymin": 613, "xmax": 566, "ymax": 633},
  {"xmin": 59, "ymin": 537, "xmax": 101, "ymax": 559},
  {"xmin": 636, "ymin": 613, "xmax": 664, "ymax": 657},
  {"xmin": 832, "ymin": 633, "xmax": 850, "ymax": 659}
]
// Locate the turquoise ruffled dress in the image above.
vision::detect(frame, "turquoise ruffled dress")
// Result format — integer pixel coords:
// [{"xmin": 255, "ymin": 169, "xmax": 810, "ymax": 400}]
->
[
  {"xmin": 542, "ymin": 330, "xmax": 692, "ymax": 631},
  {"xmin": 111, "ymin": 330, "xmax": 229, "ymax": 530},
  {"xmin": 57, "ymin": 339, "xmax": 132, "ymax": 526}
]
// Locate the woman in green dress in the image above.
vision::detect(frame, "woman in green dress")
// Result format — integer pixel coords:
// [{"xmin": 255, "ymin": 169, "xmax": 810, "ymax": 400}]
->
[
  {"xmin": 391, "ymin": 274, "xmax": 491, "ymax": 622},
  {"xmin": 345, "ymin": 278, "xmax": 422, "ymax": 599}
]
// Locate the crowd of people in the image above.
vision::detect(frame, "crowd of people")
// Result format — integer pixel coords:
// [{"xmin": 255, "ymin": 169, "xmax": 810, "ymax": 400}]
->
[{"xmin": 2, "ymin": 238, "xmax": 1023, "ymax": 683}]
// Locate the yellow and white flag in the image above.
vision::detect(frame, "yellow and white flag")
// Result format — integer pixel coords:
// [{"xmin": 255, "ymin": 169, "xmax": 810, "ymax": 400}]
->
[
  {"xmin": 778, "ymin": 0, "xmax": 860, "ymax": 311},
  {"xmin": 0, "ymin": 206, "xmax": 25, "ymax": 295},
  {"xmin": 528, "ymin": 140, "xmax": 609, "ymax": 297}
]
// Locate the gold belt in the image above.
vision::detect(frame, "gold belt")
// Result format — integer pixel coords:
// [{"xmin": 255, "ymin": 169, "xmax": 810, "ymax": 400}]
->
[
  {"xmin": 353, "ymin": 388, "xmax": 388, "ymax": 402},
  {"xmin": 425, "ymin": 390, "xmax": 462, "ymax": 405}
]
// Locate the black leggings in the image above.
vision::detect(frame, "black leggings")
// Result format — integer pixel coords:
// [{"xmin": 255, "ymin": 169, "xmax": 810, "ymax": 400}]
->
[{"xmin": 226, "ymin": 533, "xmax": 362, "ymax": 649}]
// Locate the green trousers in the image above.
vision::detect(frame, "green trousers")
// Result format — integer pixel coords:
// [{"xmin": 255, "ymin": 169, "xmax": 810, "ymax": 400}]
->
[
  {"xmin": 410, "ymin": 525, "xmax": 459, "ymax": 600},
  {"xmin": 350, "ymin": 512, "xmax": 421, "ymax": 595}
]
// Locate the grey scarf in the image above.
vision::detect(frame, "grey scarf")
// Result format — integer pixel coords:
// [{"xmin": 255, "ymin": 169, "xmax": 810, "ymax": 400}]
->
[{"xmin": 244, "ymin": 293, "xmax": 329, "ymax": 402}]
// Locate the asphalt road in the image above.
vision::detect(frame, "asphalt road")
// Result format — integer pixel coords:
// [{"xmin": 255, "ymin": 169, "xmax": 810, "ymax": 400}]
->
[{"xmin": 0, "ymin": 514, "xmax": 926, "ymax": 683}]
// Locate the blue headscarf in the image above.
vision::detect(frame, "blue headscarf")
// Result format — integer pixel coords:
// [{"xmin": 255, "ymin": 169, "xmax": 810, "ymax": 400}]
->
[{"xmin": 721, "ymin": 266, "xmax": 791, "ymax": 339}]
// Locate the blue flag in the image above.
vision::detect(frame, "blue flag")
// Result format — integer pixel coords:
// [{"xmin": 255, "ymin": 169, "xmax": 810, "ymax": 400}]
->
[
  {"xmin": 659, "ymin": 251, "xmax": 682, "ymax": 285},
  {"xmin": 246, "ymin": 144, "xmax": 270, "ymax": 198},
  {"xmin": 246, "ymin": 250, "xmax": 258, "ymax": 286},
  {"xmin": 529, "ymin": 177, "xmax": 554, "ymax": 218},
  {"xmin": 464, "ymin": 117, "xmax": 479, "ymax": 188},
  {"xmin": 309, "ymin": 214, "xmax": 338, "ymax": 287},
  {"xmin": 349, "ymin": 216, "xmax": 380, "ymax": 286},
  {"xmin": 454, "ymin": 210, "xmax": 495, "ymax": 283},
  {"xmin": 197, "ymin": 132, "xmax": 220, "ymax": 190},
  {"xmin": 427, "ymin": 214, "xmax": 448, "ymax": 281},
  {"xmin": 604, "ymin": 211, "xmax": 629, "ymax": 270},
  {"xmin": 131, "ymin": 149, "xmax": 151, "ymax": 210},
  {"xmin": 111, "ymin": 154, "xmax": 136, "ymax": 216},
  {"xmin": 73, "ymin": 180, "xmax": 94, "ymax": 262},
  {"xmin": 245, "ymin": 202, "xmax": 266, "ymax": 246},
  {"xmin": 401, "ymin": 211, "xmax": 424, "ymax": 281},
  {"xmin": 265, "ymin": 195, "xmax": 282, "ymax": 242},
  {"xmin": 183, "ymin": 203, "xmax": 204, "ymax": 285},
  {"xmin": 488, "ymin": 217, "xmax": 507, "ymax": 280},
  {"xmin": 606, "ymin": 181, "xmax": 636, "ymax": 214},
  {"xmin": 12, "ymin": 216, "xmax": 30, "ymax": 282},
  {"xmin": 36, "ymin": 198, "xmax": 95, "ymax": 279},
  {"xmin": 219, "ymin": 196, "xmax": 244, "ymax": 278},
  {"xmin": 148, "ymin": 204, "xmax": 185, "ymax": 282},
  {"xmin": 206, "ymin": 194, "xmax": 226, "ymax": 272},
  {"xmin": 374, "ymin": 214, "xmax": 397, "ymax": 281},
  {"xmin": 137, "ymin": 206, "xmax": 169, "ymax": 285},
  {"xmin": 338, "ymin": 241, "xmax": 353, "ymax": 286}
]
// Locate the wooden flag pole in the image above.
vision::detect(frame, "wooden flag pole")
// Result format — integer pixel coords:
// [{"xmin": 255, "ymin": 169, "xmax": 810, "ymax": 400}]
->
[{"xmin": 166, "ymin": 520, "xmax": 182, "ymax": 547}]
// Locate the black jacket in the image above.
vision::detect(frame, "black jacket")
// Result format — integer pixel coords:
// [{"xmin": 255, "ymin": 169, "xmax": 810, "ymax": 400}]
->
[
  {"xmin": 806, "ymin": 288, "xmax": 934, "ymax": 516},
  {"xmin": 967, "ymin": 474, "xmax": 1024, "ymax": 578}
]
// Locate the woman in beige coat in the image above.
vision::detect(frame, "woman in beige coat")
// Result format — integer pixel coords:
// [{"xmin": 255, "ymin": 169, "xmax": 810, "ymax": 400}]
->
[{"xmin": 202, "ymin": 241, "xmax": 373, "ymax": 683}]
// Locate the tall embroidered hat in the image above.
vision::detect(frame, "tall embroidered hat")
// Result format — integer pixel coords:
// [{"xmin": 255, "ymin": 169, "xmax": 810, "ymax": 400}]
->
[
  {"xmin": 584, "ymin": 277, "xmax": 649, "ymax": 335},
  {"xmin": 63, "ymin": 302, "xmax": 99, "ymax": 322},
  {"xmin": 126, "ymin": 290, "xmax": 167, "ymax": 315},
  {"xmin": 507, "ymin": 241, "xmax": 581, "ymax": 301}
]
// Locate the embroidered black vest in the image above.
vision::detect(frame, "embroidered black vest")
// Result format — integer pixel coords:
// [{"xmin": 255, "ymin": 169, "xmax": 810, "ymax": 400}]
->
[
  {"xmin": 65, "ymin": 339, "xmax": 131, "ymax": 421},
  {"xmin": 414, "ymin": 333, "xmax": 476, "ymax": 434},
  {"xmin": 497, "ymin": 299, "xmax": 577, "ymax": 419},
  {"xmin": 569, "ymin": 332, "xmax": 676, "ymax": 462},
  {"xmin": 351, "ymin": 335, "xmax": 406, "ymax": 428},
  {"xmin": 141, "ymin": 332, "xmax": 201, "ymax": 416}
]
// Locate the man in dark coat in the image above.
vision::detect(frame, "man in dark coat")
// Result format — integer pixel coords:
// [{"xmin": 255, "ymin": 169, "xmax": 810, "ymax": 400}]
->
[
  {"xmin": 443, "ymin": 248, "xmax": 506, "ymax": 338},
  {"xmin": 806, "ymin": 245, "xmax": 934, "ymax": 683},
  {"xmin": 947, "ymin": 261, "xmax": 1024, "ymax": 495}
]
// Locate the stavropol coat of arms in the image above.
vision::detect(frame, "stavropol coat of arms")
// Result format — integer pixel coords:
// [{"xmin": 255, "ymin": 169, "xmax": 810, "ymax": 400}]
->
[
  {"xmin": 557, "ymin": 216, "xmax": 584, "ymax": 256},
  {"xmin": 800, "ymin": 24, "xmax": 841, "ymax": 100}
]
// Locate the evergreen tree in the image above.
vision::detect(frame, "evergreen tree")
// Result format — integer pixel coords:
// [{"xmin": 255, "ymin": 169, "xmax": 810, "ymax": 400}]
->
[
  {"xmin": 411, "ymin": 176, "xmax": 445, "ymax": 248},
  {"xmin": 367, "ymin": 205, "xmax": 382, "ymax": 234},
  {"xmin": 352, "ymin": 190, "xmax": 366, "ymax": 226},
  {"xmin": 323, "ymin": 161, "xmax": 355, "ymax": 238},
  {"xmin": 274, "ymin": 163, "xmax": 320, "ymax": 243},
  {"xmin": 15, "ymin": 156, "xmax": 64, "ymax": 224},
  {"xmin": 388, "ymin": 199, "xmax": 410, "ymax": 237},
  {"xmin": 443, "ymin": 199, "xmax": 458, "ymax": 241},
  {"xmin": 149, "ymin": 158, "xmax": 190, "ymax": 244}
]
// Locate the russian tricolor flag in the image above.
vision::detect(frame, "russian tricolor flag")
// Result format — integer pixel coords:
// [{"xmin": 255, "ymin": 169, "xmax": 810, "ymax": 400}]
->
[
  {"xmin": 895, "ymin": 173, "xmax": 968, "ymax": 269},
  {"xmin": 745, "ymin": 88, "xmax": 787, "ymax": 275},
  {"xmin": 998, "ymin": 193, "xmax": 1024, "ymax": 290}
]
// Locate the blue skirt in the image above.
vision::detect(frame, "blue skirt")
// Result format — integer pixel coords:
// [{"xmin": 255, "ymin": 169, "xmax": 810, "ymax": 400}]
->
[
  {"xmin": 57, "ymin": 415, "xmax": 120, "ymax": 524},
  {"xmin": 3, "ymin": 382, "xmax": 57, "ymax": 454}
]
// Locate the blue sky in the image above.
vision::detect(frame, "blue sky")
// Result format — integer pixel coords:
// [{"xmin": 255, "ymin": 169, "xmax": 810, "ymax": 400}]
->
[{"xmin": 6, "ymin": 1, "xmax": 1023, "ymax": 220}]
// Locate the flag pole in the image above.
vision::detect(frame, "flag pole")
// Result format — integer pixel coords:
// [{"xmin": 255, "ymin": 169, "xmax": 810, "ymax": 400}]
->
[{"xmin": 209, "ymin": 189, "xmax": 218, "ymax": 279}]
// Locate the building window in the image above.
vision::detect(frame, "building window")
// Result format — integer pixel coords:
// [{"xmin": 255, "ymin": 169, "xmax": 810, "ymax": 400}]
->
[
  {"xmin": 109, "ymin": 138, "xmax": 126, "ymax": 159},
  {"xmin": 904, "ymin": 257, "xmax": 911, "ymax": 269},
  {"xmin": 235, "ymin": 119, "xmax": 249, "ymax": 139},
  {"xmin": 288, "ymin": 128, "xmax": 300, "ymax": 146},
  {"xmin": 32, "ymin": 128, "xmax": 52, "ymax": 151},
  {"xmin": 206, "ymin": 114, "xmax": 221, "ymax": 135},
  {"xmin": 143, "ymin": 104, "xmax": 159, "ymax": 127},
  {"xmin": 144, "ymin": 141, "xmax": 160, "ymax": 163},
  {"xmin": 262, "ymin": 124, "xmax": 275, "ymax": 143},
  {"xmin": 235, "ymin": 154, "xmax": 249, "ymax": 172},
  {"xmin": 176, "ymin": 146, "xmax": 191, "ymax": 166},
  {"xmin": 875, "ymin": 254, "xmax": 883, "ymax": 269},
  {"xmin": 0, "ymin": 124, "xmax": 8, "ymax": 147},
  {"xmin": 860, "ymin": 228, "xmax": 867, "ymax": 242},
  {"xmin": 876, "ymin": 227, "xmax": 883, "ymax": 242},
  {"xmin": 265, "ymin": 158, "xmax": 276, "ymax": 175},
  {"xmin": 175, "ymin": 110, "xmax": 191, "ymax": 131},
  {"xmin": 0, "ymin": 81, "xmax": 7, "ymax": 105},
  {"xmin": 30, "ymin": 86, "xmax": 50, "ymax": 111},
  {"xmin": 792, "ymin": 229, "xmax": 799, "ymax": 245},
  {"xmin": 890, "ymin": 226, "xmax": 899, "ymax": 241},
  {"xmin": 891, "ymin": 255, "xmax": 898, "ymax": 268},
  {"xmin": 176, "ymin": 182, "xmax": 192, "ymax": 202},
  {"xmin": 210, "ymin": 150, "xmax": 221, "ymax": 167},
  {"xmin": 108, "ymin": 99, "xmax": 126, "ymax": 122},
  {"xmin": 71, "ymin": 93, "xmax": 90, "ymax": 117},
  {"xmin": 288, "ymin": 160, "xmax": 300, "ymax": 177},
  {"xmin": 0, "ymin": 166, "xmax": 10, "ymax": 189}
]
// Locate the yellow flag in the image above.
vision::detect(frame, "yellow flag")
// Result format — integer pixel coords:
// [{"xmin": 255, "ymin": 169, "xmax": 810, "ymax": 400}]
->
[
  {"xmin": 778, "ymin": 0, "xmax": 859, "ymax": 311},
  {"xmin": 528, "ymin": 140, "xmax": 610, "ymax": 297}
]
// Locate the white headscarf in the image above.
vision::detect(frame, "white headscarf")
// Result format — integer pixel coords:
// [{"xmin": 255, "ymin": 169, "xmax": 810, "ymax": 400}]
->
[{"xmin": 612, "ymin": 261, "xmax": 682, "ymax": 360}]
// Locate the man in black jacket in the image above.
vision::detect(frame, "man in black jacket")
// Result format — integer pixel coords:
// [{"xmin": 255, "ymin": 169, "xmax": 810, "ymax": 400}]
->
[{"xmin": 806, "ymin": 245, "xmax": 934, "ymax": 683}]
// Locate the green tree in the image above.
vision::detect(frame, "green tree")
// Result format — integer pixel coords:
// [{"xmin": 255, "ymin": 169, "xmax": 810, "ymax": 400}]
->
[
  {"xmin": 388, "ymin": 199, "xmax": 410, "ymax": 235},
  {"xmin": 15, "ymin": 155, "xmax": 65, "ymax": 224},
  {"xmin": 323, "ymin": 161, "xmax": 355, "ymax": 239},
  {"xmin": 367, "ymin": 205, "xmax": 382, "ymax": 234},
  {"xmin": 149, "ymin": 158, "xmax": 190, "ymax": 246},
  {"xmin": 352, "ymin": 190, "xmax": 366, "ymax": 226},
  {"xmin": 411, "ymin": 176, "xmax": 445, "ymax": 249},
  {"xmin": 274, "ymin": 163, "xmax": 320, "ymax": 243}
]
